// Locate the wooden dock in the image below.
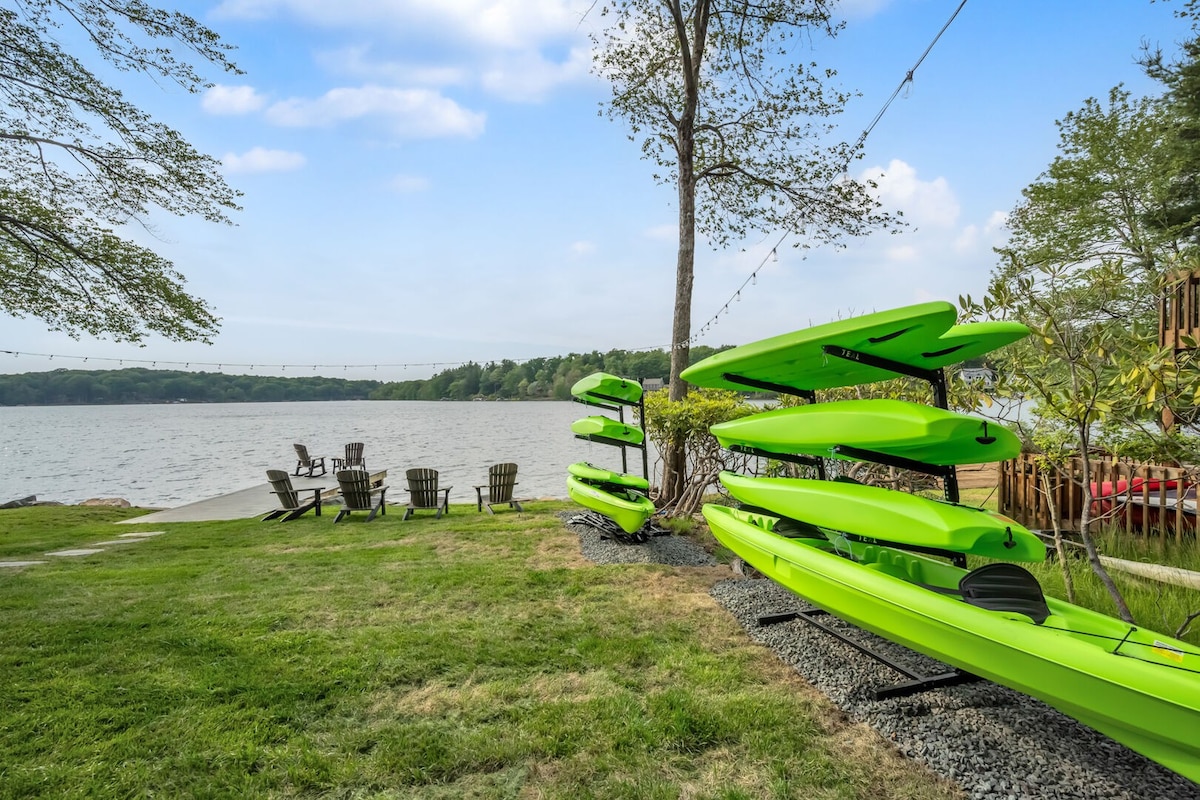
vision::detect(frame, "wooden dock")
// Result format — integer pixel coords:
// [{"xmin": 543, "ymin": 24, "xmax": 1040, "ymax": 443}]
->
[{"xmin": 117, "ymin": 469, "xmax": 388, "ymax": 524}]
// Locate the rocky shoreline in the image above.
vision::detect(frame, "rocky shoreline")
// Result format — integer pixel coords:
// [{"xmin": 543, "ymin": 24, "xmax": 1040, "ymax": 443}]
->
[{"xmin": 1, "ymin": 494, "xmax": 133, "ymax": 509}]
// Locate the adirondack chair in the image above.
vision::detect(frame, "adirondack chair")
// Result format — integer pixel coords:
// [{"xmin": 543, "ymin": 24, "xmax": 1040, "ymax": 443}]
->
[
  {"xmin": 263, "ymin": 469, "xmax": 324, "ymax": 521},
  {"xmin": 333, "ymin": 442, "xmax": 366, "ymax": 471},
  {"xmin": 474, "ymin": 462, "xmax": 523, "ymax": 514},
  {"xmin": 334, "ymin": 469, "xmax": 388, "ymax": 523},
  {"xmin": 293, "ymin": 443, "xmax": 327, "ymax": 477},
  {"xmin": 403, "ymin": 468, "xmax": 452, "ymax": 520}
]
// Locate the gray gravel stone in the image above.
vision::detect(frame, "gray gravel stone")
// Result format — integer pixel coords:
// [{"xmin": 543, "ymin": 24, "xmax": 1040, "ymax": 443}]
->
[
  {"xmin": 561, "ymin": 511, "xmax": 1199, "ymax": 798},
  {"xmin": 709, "ymin": 576, "xmax": 1200, "ymax": 800},
  {"xmin": 562, "ymin": 511, "xmax": 718, "ymax": 567}
]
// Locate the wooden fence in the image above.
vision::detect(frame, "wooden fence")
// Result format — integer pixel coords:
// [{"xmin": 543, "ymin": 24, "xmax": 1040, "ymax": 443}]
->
[
  {"xmin": 999, "ymin": 453, "xmax": 1195, "ymax": 541},
  {"xmin": 1160, "ymin": 269, "xmax": 1200, "ymax": 350}
]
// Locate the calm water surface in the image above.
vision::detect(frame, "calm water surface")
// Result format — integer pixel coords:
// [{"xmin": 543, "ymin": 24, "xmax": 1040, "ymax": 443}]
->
[{"xmin": 0, "ymin": 401, "xmax": 657, "ymax": 508}]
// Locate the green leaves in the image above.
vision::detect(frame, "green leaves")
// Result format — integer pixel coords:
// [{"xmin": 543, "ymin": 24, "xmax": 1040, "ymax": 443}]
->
[
  {"xmin": 0, "ymin": 2, "xmax": 240, "ymax": 342},
  {"xmin": 976, "ymin": 75, "xmax": 1200, "ymax": 467},
  {"xmin": 589, "ymin": 0, "xmax": 899, "ymax": 253}
]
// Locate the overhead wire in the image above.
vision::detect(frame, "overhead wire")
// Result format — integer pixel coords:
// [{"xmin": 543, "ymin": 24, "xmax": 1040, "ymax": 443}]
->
[{"xmin": 0, "ymin": 350, "xmax": 484, "ymax": 374}]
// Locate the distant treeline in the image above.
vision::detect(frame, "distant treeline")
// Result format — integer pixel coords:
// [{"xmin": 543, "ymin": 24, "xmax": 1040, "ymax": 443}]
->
[{"xmin": 0, "ymin": 347, "xmax": 728, "ymax": 405}]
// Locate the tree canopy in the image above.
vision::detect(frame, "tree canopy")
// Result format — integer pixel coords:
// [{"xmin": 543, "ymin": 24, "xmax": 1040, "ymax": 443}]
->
[{"xmin": 0, "ymin": 1, "xmax": 241, "ymax": 343}]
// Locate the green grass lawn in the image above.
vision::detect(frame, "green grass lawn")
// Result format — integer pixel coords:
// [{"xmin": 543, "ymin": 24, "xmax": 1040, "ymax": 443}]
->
[{"xmin": 0, "ymin": 503, "xmax": 960, "ymax": 800}]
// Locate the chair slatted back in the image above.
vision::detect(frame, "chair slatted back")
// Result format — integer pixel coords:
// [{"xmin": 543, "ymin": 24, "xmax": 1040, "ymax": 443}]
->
[
  {"xmin": 406, "ymin": 468, "xmax": 442, "ymax": 508},
  {"xmin": 343, "ymin": 442, "xmax": 366, "ymax": 469},
  {"xmin": 294, "ymin": 444, "xmax": 315, "ymax": 466},
  {"xmin": 267, "ymin": 469, "xmax": 301, "ymax": 510},
  {"xmin": 487, "ymin": 463, "xmax": 519, "ymax": 503},
  {"xmin": 337, "ymin": 469, "xmax": 374, "ymax": 510}
]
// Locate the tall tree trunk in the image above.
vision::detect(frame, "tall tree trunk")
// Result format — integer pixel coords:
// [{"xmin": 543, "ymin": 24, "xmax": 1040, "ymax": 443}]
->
[{"xmin": 660, "ymin": 120, "xmax": 697, "ymax": 507}]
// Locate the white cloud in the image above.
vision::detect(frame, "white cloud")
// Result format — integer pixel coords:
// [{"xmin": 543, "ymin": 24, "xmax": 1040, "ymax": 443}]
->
[
  {"xmin": 213, "ymin": 1, "xmax": 592, "ymax": 102},
  {"xmin": 202, "ymin": 84, "xmax": 268, "ymax": 115},
  {"xmin": 481, "ymin": 45, "xmax": 593, "ymax": 102},
  {"xmin": 954, "ymin": 225, "xmax": 981, "ymax": 252},
  {"xmin": 569, "ymin": 240, "xmax": 596, "ymax": 256},
  {"xmin": 265, "ymin": 86, "xmax": 486, "ymax": 138},
  {"xmin": 316, "ymin": 45, "xmax": 469, "ymax": 87},
  {"xmin": 885, "ymin": 243, "xmax": 920, "ymax": 263},
  {"xmin": 221, "ymin": 147, "xmax": 307, "ymax": 173},
  {"xmin": 391, "ymin": 174, "xmax": 430, "ymax": 192},
  {"xmin": 863, "ymin": 159, "xmax": 959, "ymax": 228},
  {"xmin": 214, "ymin": 0, "xmax": 584, "ymax": 50},
  {"xmin": 955, "ymin": 210, "xmax": 1012, "ymax": 253},
  {"xmin": 984, "ymin": 210, "xmax": 1009, "ymax": 235}
]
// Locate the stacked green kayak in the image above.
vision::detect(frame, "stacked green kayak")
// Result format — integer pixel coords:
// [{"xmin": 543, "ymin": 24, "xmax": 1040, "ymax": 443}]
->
[
  {"xmin": 571, "ymin": 372, "xmax": 644, "ymax": 406},
  {"xmin": 702, "ymin": 504, "xmax": 1200, "ymax": 782},
  {"xmin": 567, "ymin": 372, "xmax": 654, "ymax": 536},
  {"xmin": 685, "ymin": 301, "xmax": 1200, "ymax": 782}
]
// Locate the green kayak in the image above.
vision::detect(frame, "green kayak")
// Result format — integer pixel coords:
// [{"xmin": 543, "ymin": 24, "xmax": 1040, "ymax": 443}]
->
[
  {"xmin": 710, "ymin": 399, "xmax": 1019, "ymax": 466},
  {"xmin": 571, "ymin": 372, "xmax": 644, "ymax": 405},
  {"xmin": 681, "ymin": 301, "xmax": 1029, "ymax": 393},
  {"xmin": 567, "ymin": 474, "xmax": 655, "ymax": 534},
  {"xmin": 567, "ymin": 461, "xmax": 650, "ymax": 491},
  {"xmin": 719, "ymin": 471, "xmax": 1046, "ymax": 562},
  {"xmin": 701, "ymin": 504, "xmax": 1200, "ymax": 783},
  {"xmin": 571, "ymin": 416, "xmax": 645, "ymax": 446}
]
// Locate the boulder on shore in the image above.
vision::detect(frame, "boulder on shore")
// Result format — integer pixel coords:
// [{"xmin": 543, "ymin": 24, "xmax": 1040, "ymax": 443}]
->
[
  {"xmin": 80, "ymin": 498, "xmax": 132, "ymax": 508},
  {"xmin": 1, "ymin": 495, "xmax": 38, "ymax": 509}
]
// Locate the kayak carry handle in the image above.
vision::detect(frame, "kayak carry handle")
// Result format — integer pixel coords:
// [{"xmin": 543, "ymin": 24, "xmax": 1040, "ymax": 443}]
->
[{"xmin": 976, "ymin": 421, "xmax": 997, "ymax": 445}]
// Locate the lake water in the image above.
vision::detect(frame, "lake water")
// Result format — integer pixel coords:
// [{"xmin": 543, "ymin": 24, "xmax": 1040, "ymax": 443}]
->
[{"xmin": 0, "ymin": 401, "xmax": 657, "ymax": 508}]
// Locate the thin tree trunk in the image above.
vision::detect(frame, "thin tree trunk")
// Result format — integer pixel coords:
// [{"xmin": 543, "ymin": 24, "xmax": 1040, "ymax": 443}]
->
[
  {"xmin": 1077, "ymin": 447, "xmax": 1134, "ymax": 622},
  {"xmin": 1040, "ymin": 472, "xmax": 1076, "ymax": 603}
]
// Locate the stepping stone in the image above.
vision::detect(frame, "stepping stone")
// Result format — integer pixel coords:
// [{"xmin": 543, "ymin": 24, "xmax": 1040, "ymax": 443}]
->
[
  {"xmin": 117, "ymin": 531, "xmax": 165, "ymax": 538},
  {"xmin": 45, "ymin": 548, "xmax": 105, "ymax": 557},
  {"xmin": 91, "ymin": 540, "xmax": 141, "ymax": 546},
  {"xmin": 0, "ymin": 561, "xmax": 47, "ymax": 568}
]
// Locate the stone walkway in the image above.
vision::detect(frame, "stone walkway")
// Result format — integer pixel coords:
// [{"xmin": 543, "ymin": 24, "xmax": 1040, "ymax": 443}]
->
[{"xmin": 0, "ymin": 530, "xmax": 166, "ymax": 569}]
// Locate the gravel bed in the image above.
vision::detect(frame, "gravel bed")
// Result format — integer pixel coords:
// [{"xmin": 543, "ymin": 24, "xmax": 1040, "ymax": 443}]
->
[
  {"xmin": 561, "ymin": 511, "xmax": 1198, "ymax": 798},
  {"xmin": 561, "ymin": 511, "xmax": 718, "ymax": 567}
]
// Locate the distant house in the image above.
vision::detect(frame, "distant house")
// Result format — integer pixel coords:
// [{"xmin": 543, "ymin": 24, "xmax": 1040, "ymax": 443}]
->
[
  {"xmin": 642, "ymin": 377, "xmax": 665, "ymax": 393},
  {"xmin": 958, "ymin": 366, "xmax": 996, "ymax": 389}
]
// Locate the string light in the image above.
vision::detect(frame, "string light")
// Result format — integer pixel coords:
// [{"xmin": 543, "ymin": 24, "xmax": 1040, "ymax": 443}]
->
[{"xmin": 0, "ymin": 350, "xmax": 555, "ymax": 374}]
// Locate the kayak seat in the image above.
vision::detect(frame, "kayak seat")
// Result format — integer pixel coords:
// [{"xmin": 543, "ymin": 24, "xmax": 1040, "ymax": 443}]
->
[
  {"xmin": 957, "ymin": 563, "xmax": 1050, "ymax": 624},
  {"xmin": 772, "ymin": 516, "xmax": 827, "ymax": 539},
  {"xmin": 737, "ymin": 505, "xmax": 827, "ymax": 539}
]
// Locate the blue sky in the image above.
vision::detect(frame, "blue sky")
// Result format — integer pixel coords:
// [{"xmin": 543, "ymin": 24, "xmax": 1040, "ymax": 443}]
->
[{"xmin": 1, "ymin": 0, "xmax": 1193, "ymax": 381}]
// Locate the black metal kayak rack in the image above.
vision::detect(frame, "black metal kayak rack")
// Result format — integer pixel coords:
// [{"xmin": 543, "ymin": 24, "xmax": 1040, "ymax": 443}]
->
[
  {"xmin": 572, "ymin": 388, "xmax": 650, "ymax": 483},
  {"xmin": 569, "ymin": 381, "xmax": 665, "ymax": 542},
  {"xmin": 722, "ymin": 343, "xmax": 980, "ymax": 697},
  {"xmin": 755, "ymin": 608, "xmax": 979, "ymax": 700}
]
